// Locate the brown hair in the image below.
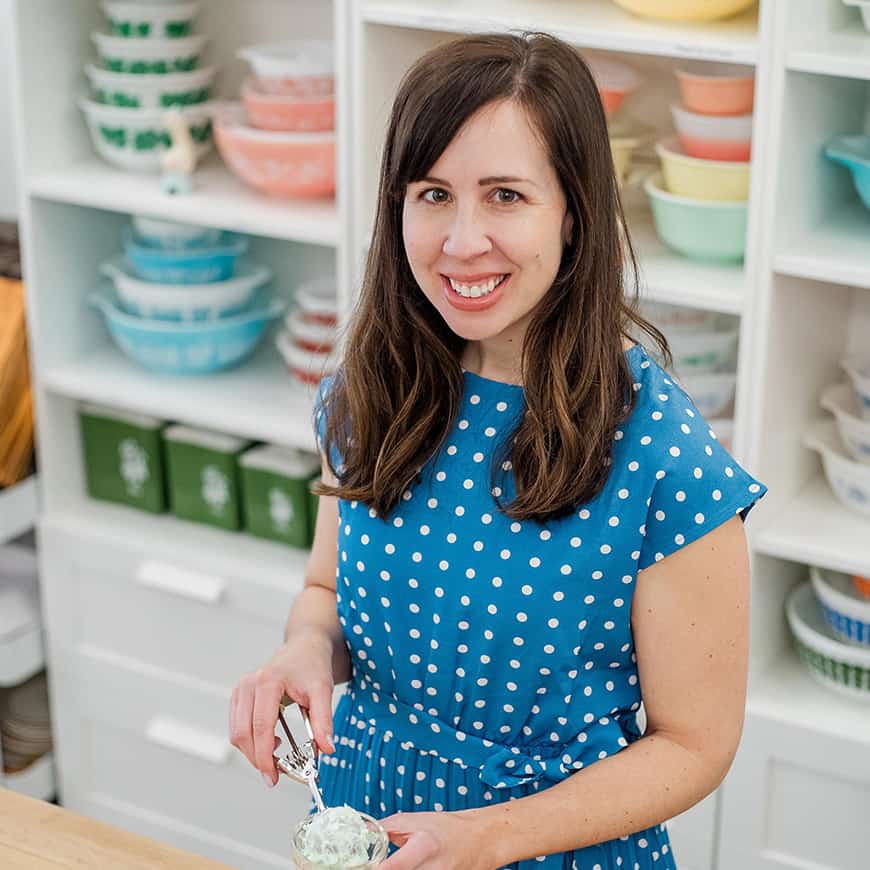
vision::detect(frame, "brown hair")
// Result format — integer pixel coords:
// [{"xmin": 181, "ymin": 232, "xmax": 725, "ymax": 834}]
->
[{"xmin": 314, "ymin": 31, "xmax": 669, "ymax": 522}]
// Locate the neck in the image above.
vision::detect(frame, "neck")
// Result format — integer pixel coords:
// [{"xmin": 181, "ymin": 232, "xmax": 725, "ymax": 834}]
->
[{"xmin": 460, "ymin": 339, "xmax": 524, "ymax": 386}]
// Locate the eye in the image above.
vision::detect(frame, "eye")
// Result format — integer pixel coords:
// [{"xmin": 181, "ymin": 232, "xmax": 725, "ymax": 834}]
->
[
  {"xmin": 421, "ymin": 188, "xmax": 450, "ymax": 204},
  {"xmin": 493, "ymin": 188, "xmax": 522, "ymax": 205}
]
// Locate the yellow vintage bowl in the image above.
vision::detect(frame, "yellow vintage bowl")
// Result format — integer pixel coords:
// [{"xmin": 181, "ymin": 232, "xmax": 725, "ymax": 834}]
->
[
  {"xmin": 656, "ymin": 137, "xmax": 750, "ymax": 201},
  {"xmin": 610, "ymin": 135, "xmax": 641, "ymax": 186},
  {"xmin": 613, "ymin": 0, "xmax": 756, "ymax": 22}
]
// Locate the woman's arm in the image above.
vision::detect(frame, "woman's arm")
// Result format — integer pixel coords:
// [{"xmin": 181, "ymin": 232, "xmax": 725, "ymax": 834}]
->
[
  {"xmin": 284, "ymin": 454, "xmax": 351, "ymax": 684},
  {"xmin": 465, "ymin": 514, "xmax": 750, "ymax": 867}
]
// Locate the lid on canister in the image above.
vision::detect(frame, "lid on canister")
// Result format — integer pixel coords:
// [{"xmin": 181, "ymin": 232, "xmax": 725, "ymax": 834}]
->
[
  {"xmin": 295, "ymin": 276, "xmax": 338, "ymax": 317},
  {"xmin": 163, "ymin": 424, "xmax": 251, "ymax": 453},
  {"xmin": 239, "ymin": 444, "xmax": 321, "ymax": 477},
  {"xmin": 80, "ymin": 401, "xmax": 164, "ymax": 430}
]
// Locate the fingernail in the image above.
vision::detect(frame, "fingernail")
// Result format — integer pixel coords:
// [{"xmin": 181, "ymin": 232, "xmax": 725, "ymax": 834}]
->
[{"xmin": 262, "ymin": 773, "xmax": 275, "ymax": 788}]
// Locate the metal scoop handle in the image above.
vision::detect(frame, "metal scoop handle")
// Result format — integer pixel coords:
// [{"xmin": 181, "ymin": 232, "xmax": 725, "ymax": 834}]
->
[{"xmin": 276, "ymin": 702, "xmax": 326, "ymax": 813}]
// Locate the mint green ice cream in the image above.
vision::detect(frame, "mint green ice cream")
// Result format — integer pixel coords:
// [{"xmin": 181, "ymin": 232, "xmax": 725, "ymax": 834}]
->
[{"xmin": 295, "ymin": 805, "xmax": 382, "ymax": 868}]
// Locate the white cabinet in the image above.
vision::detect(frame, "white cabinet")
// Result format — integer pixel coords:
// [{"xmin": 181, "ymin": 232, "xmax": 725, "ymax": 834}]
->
[{"xmin": 10, "ymin": 0, "xmax": 870, "ymax": 868}]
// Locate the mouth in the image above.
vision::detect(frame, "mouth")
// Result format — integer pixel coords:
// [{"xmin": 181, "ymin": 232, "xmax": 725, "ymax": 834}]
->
[{"xmin": 441, "ymin": 273, "xmax": 510, "ymax": 311}]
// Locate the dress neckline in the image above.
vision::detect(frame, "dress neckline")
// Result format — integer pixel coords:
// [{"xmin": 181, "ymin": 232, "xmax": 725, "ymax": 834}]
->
[{"xmin": 461, "ymin": 343, "xmax": 642, "ymax": 390}]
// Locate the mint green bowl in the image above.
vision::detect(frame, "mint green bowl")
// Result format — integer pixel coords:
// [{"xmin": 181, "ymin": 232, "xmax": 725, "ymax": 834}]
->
[{"xmin": 644, "ymin": 171, "xmax": 747, "ymax": 263}]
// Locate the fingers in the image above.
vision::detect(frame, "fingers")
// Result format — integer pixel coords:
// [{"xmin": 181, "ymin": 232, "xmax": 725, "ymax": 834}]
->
[
  {"xmin": 229, "ymin": 673, "xmax": 257, "ymax": 768},
  {"xmin": 305, "ymin": 679, "xmax": 336, "ymax": 754},
  {"xmin": 379, "ymin": 829, "xmax": 439, "ymax": 869},
  {"xmin": 251, "ymin": 670, "xmax": 286, "ymax": 784}
]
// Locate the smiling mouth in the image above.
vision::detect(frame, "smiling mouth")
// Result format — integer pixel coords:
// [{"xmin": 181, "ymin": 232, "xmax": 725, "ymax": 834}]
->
[{"xmin": 445, "ymin": 274, "xmax": 509, "ymax": 299}]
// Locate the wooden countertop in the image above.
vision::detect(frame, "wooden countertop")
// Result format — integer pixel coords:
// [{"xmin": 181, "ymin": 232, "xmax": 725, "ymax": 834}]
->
[{"xmin": 0, "ymin": 789, "xmax": 233, "ymax": 868}]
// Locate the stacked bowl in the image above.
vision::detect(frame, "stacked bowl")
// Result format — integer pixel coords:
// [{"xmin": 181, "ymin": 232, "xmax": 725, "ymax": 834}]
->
[
  {"xmin": 787, "ymin": 568, "xmax": 870, "ymax": 702},
  {"xmin": 611, "ymin": 0, "xmax": 756, "ymax": 21},
  {"xmin": 275, "ymin": 276, "xmax": 339, "ymax": 385},
  {"xmin": 639, "ymin": 301, "xmax": 739, "ymax": 448},
  {"xmin": 214, "ymin": 40, "xmax": 336, "ymax": 198},
  {"xmin": 81, "ymin": 1, "xmax": 216, "ymax": 172},
  {"xmin": 91, "ymin": 216, "xmax": 284, "ymax": 374},
  {"xmin": 806, "ymin": 359, "xmax": 870, "ymax": 518},
  {"xmin": 646, "ymin": 63, "xmax": 755, "ymax": 262}
]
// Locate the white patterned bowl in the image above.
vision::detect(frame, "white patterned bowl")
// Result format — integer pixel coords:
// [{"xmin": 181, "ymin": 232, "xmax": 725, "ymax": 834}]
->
[
  {"xmin": 820, "ymin": 382, "xmax": 870, "ymax": 465},
  {"xmin": 787, "ymin": 581, "xmax": 870, "ymax": 701},
  {"xmin": 810, "ymin": 565, "xmax": 870, "ymax": 648},
  {"xmin": 804, "ymin": 418, "xmax": 870, "ymax": 517}
]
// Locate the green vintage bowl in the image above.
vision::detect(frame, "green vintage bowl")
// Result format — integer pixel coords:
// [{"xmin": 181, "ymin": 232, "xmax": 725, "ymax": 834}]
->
[{"xmin": 644, "ymin": 171, "xmax": 747, "ymax": 263}]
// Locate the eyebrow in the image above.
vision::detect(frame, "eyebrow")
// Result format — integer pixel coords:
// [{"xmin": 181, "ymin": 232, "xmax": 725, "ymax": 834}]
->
[{"xmin": 418, "ymin": 175, "xmax": 538, "ymax": 188}]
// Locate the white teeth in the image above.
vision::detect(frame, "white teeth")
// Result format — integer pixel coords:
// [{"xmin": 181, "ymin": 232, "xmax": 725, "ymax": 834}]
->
[{"xmin": 448, "ymin": 275, "xmax": 506, "ymax": 298}]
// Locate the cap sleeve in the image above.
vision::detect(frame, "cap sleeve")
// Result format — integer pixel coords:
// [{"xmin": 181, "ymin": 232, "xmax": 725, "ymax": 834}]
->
[
  {"xmin": 638, "ymin": 391, "xmax": 767, "ymax": 572},
  {"xmin": 312, "ymin": 374, "xmax": 335, "ymax": 458}
]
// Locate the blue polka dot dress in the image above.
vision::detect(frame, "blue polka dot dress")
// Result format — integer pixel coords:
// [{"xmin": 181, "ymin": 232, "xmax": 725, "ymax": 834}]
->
[{"xmin": 312, "ymin": 342, "xmax": 766, "ymax": 870}]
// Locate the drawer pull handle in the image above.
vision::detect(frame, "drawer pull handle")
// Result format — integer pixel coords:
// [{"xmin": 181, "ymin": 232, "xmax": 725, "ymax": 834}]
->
[
  {"xmin": 145, "ymin": 715, "xmax": 230, "ymax": 765},
  {"xmin": 136, "ymin": 560, "xmax": 226, "ymax": 604}
]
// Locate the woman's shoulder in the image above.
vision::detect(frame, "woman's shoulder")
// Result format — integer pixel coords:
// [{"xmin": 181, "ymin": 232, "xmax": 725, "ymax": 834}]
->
[{"xmin": 623, "ymin": 343, "xmax": 696, "ymax": 425}]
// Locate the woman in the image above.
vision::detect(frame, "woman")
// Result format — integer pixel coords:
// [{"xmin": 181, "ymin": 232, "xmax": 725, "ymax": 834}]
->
[{"xmin": 230, "ymin": 32, "xmax": 766, "ymax": 869}]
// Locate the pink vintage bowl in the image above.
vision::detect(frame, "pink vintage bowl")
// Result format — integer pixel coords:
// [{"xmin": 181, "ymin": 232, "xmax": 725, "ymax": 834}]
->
[
  {"xmin": 675, "ymin": 63, "xmax": 755, "ymax": 116},
  {"xmin": 241, "ymin": 78, "xmax": 334, "ymax": 132},
  {"xmin": 585, "ymin": 53, "xmax": 641, "ymax": 118},
  {"xmin": 671, "ymin": 103, "xmax": 752, "ymax": 161},
  {"xmin": 215, "ymin": 106, "xmax": 335, "ymax": 198},
  {"xmin": 677, "ymin": 134, "xmax": 751, "ymax": 161}
]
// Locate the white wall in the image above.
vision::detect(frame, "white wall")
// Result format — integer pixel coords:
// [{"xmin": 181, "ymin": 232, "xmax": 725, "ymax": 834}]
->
[{"xmin": 0, "ymin": 0, "xmax": 19, "ymax": 219}]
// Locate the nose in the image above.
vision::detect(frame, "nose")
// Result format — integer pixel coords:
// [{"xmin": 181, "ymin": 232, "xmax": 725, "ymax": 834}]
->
[{"xmin": 442, "ymin": 204, "xmax": 492, "ymax": 260}]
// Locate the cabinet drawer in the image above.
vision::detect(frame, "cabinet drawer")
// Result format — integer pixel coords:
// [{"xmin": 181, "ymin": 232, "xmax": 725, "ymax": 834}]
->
[
  {"xmin": 68, "ymin": 649, "xmax": 329, "ymax": 861},
  {"xmin": 43, "ymin": 519, "xmax": 308, "ymax": 688}
]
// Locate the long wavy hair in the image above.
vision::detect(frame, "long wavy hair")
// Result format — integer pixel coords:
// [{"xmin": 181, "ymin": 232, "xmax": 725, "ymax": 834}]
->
[{"xmin": 313, "ymin": 31, "xmax": 669, "ymax": 522}]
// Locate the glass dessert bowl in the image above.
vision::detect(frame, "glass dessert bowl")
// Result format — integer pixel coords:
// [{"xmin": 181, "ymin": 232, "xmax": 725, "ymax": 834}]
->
[{"xmin": 291, "ymin": 806, "xmax": 389, "ymax": 869}]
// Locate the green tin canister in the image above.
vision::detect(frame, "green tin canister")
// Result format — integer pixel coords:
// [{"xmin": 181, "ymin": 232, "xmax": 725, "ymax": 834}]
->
[
  {"xmin": 164, "ymin": 425, "xmax": 252, "ymax": 530},
  {"xmin": 79, "ymin": 402, "xmax": 167, "ymax": 513},
  {"xmin": 239, "ymin": 446, "xmax": 320, "ymax": 547}
]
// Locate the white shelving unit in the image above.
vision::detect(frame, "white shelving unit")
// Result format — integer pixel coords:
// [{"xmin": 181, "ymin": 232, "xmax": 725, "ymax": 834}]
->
[{"xmin": 8, "ymin": 1, "xmax": 870, "ymax": 869}]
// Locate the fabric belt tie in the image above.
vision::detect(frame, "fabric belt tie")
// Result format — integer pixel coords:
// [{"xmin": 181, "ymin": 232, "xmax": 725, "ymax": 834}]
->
[{"xmin": 344, "ymin": 678, "xmax": 641, "ymax": 791}]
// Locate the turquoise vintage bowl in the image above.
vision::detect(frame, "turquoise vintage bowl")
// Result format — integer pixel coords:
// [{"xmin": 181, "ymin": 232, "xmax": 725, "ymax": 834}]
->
[
  {"xmin": 644, "ymin": 172, "xmax": 747, "ymax": 263},
  {"xmin": 824, "ymin": 134, "xmax": 870, "ymax": 212}
]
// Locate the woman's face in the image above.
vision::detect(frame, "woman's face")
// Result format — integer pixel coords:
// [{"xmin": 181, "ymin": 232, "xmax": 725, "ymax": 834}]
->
[{"xmin": 402, "ymin": 99, "xmax": 573, "ymax": 346}]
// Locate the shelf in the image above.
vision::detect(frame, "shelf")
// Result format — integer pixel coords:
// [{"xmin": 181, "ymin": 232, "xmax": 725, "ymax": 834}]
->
[
  {"xmin": 47, "ymin": 500, "xmax": 310, "ymax": 600},
  {"xmin": 0, "ymin": 625, "xmax": 44, "ymax": 690},
  {"xmin": 2, "ymin": 753, "xmax": 56, "ymax": 802},
  {"xmin": 774, "ymin": 201, "xmax": 870, "ymax": 290},
  {"xmin": 42, "ymin": 342, "xmax": 320, "ymax": 452},
  {"xmin": 361, "ymin": 0, "xmax": 760, "ymax": 64},
  {"xmin": 787, "ymin": 28, "xmax": 870, "ymax": 79},
  {"xmin": 747, "ymin": 656, "xmax": 870, "ymax": 748},
  {"xmin": 628, "ymin": 208, "xmax": 745, "ymax": 315},
  {"xmin": 0, "ymin": 477, "xmax": 37, "ymax": 546},
  {"xmin": 0, "ymin": 544, "xmax": 44, "ymax": 688},
  {"xmin": 27, "ymin": 157, "xmax": 340, "ymax": 247},
  {"xmin": 755, "ymin": 476, "xmax": 870, "ymax": 577}
]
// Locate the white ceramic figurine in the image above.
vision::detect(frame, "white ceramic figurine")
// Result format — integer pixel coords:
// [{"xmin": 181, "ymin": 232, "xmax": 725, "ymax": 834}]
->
[{"xmin": 161, "ymin": 109, "xmax": 198, "ymax": 195}]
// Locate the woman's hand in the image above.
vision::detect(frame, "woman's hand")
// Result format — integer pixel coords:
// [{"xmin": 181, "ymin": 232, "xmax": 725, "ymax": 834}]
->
[
  {"xmin": 378, "ymin": 810, "xmax": 496, "ymax": 870},
  {"xmin": 229, "ymin": 627, "xmax": 337, "ymax": 786}
]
